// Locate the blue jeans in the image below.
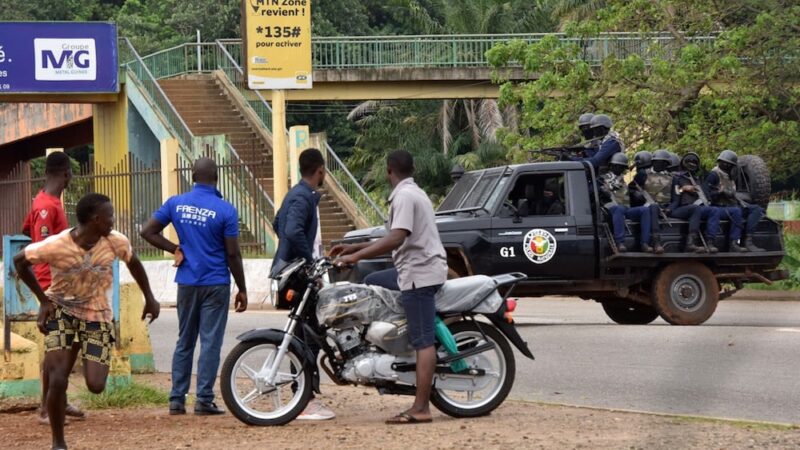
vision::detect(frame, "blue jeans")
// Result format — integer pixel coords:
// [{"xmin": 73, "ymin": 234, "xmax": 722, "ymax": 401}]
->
[
  {"xmin": 743, "ymin": 205, "xmax": 763, "ymax": 236},
  {"xmin": 608, "ymin": 205, "xmax": 657, "ymax": 245},
  {"xmin": 716, "ymin": 206, "xmax": 744, "ymax": 241},
  {"xmin": 364, "ymin": 268, "xmax": 400, "ymax": 291},
  {"xmin": 671, "ymin": 205, "xmax": 722, "ymax": 239},
  {"xmin": 170, "ymin": 284, "xmax": 230, "ymax": 404}
]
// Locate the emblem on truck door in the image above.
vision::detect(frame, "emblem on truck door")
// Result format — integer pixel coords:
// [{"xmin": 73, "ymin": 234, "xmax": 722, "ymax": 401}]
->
[{"xmin": 523, "ymin": 229, "xmax": 557, "ymax": 264}]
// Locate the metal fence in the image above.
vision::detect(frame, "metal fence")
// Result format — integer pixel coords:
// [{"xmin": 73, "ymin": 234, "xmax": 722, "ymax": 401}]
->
[{"xmin": 0, "ymin": 154, "xmax": 162, "ymax": 258}]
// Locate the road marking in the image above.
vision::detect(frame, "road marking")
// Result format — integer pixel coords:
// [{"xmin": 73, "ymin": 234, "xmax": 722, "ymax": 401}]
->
[{"xmin": 775, "ymin": 328, "xmax": 800, "ymax": 333}]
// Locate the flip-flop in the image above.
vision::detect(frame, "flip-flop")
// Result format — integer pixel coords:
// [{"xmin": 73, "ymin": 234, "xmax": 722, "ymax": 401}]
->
[
  {"xmin": 65, "ymin": 404, "xmax": 86, "ymax": 420},
  {"xmin": 385, "ymin": 412, "xmax": 432, "ymax": 425}
]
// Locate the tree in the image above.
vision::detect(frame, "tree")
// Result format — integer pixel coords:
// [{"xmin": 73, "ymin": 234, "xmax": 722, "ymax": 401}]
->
[{"xmin": 487, "ymin": 0, "xmax": 800, "ymax": 192}]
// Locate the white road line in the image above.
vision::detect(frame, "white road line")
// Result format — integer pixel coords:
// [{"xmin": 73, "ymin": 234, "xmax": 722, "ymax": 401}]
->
[{"xmin": 775, "ymin": 328, "xmax": 800, "ymax": 333}]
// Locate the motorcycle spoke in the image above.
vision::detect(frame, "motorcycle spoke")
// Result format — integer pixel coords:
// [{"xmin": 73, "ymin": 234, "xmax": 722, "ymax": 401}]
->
[
  {"xmin": 238, "ymin": 363, "xmax": 258, "ymax": 382},
  {"xmin": 272, "ymin": 388, "xmax": 283, "ymax": 409},
  {"xmin": 259, "ymin": 350, "xmax": 277, "ymax": 374},
  {"xmin": 274, "ymin": 372, "xmax": 297, "ymax": 384},
  {"xmin": 241, "ymin": 388, "xmax": 261, "ymax": 404},
  {"xmin": 467, "ymin": 391, "xmax": 474, "ymax": 402}
]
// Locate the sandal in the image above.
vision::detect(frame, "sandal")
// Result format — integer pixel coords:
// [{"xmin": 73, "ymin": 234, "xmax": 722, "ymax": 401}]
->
[
  {"xmin": 65, "ymin": 404, "xmax": 86, "ymax": 420},
  {"xmin": 385, "ymin": 412, "xmax": 432, "ymax": 425}
]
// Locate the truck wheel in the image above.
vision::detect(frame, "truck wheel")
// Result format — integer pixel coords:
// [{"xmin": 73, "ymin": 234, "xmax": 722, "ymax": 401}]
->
[
  {"xmin": 601, "ymin": 301, "xmax": 659, "ymax": 325},
  {"xmin": 738, "ymin": 155, "xmax": 771, "ymax": 209},
  {"xmin": 652, "ymin": 262, "xmax": 719, "ymax": 325}
]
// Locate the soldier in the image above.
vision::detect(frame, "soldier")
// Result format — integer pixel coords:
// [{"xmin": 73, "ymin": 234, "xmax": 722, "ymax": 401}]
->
[
  {"xmin": 667, "ymin": 152, "xmax": 680, "ymax": 173},
  {"xmin": 632, "ymin": 150, "xmax": 672, "ymax": 219},
  {"xmin": 579, "ymin": 114, "xmax": 622, "ymax": 174},
  {"xmin": 669, "ymin": 153, "xmax": 721, "ymax": 253},
  {"xmin": 705, "ymin": 150, "xmax": 764, "ymax": 252},
  {"xmin": 577, "ymin": 113, "xmax": 598, "ymax": 157},
  {"xmin": 599, "ymin": 153, "xmax": 664, "ymax": 253},
  {"xmin": 633, "ymin": 151, "xmax": 653, "ymax": 180}
]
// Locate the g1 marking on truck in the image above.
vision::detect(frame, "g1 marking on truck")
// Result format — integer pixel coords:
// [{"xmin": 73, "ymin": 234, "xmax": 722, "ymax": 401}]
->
[
  {"xmin": 523, "ymin": 229, "xmax": 557, "ymax": 264},
  {"xmin": 500, "ymin": 246, "xmax": 517, "ymax": 258}
]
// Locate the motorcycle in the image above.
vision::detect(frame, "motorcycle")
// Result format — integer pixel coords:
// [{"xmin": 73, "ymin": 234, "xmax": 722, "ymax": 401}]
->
[{"xmin": 220, "ymin": 257, "xmax": 534, "ymax": 426}]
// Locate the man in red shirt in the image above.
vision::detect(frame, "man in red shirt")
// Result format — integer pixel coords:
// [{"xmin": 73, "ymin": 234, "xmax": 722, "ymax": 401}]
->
[{"xmin": 21, "ymin": 152, "xmax": 85, "ymax": 424}]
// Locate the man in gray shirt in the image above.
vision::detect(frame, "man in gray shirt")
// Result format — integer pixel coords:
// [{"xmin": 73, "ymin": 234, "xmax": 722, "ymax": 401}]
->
[{"xmin": 331, "ymin": 150, "xmax": 447, "ymax": 424}]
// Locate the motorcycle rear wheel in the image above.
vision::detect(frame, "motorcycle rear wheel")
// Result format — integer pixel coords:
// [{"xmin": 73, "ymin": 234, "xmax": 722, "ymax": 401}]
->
[
  {"xmin": 221, "ymin": 339, "xmax": 313, "ymax": 426},
  {"xmin": 431, "ymin": 321, "xmax": 516, "ymax": 417}
]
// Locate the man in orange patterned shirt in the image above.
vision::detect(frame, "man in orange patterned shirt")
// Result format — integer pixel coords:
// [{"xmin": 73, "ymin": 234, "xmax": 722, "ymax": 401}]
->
[{"xmin": 15, "ymin": 193, "xmax": 160, "ymax": 450}]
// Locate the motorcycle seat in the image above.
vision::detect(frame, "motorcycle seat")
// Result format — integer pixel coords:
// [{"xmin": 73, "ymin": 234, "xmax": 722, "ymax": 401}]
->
[{"xmin": 435, "ymin": 275, "xmax": 503, "ymax": 314}]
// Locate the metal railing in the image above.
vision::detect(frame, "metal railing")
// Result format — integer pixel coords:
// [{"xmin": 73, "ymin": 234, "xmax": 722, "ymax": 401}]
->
[
  {"xmin": 322, "ymin": 141, "xmax": 387, "ymax": 226},
  {"xmin": 213, "ymin": 33, "xmax": 718, "ymax": 70},
  {"xmin": 119, "ymin": 37, "xmax": 194, "ymax": 151},
  {"xmin": 209, "ymin": 41, "xmax": 387, "ymax": 226},
  {"xmin": 119, "ymin": 38, "xmax": 278, "ymax": 254}
]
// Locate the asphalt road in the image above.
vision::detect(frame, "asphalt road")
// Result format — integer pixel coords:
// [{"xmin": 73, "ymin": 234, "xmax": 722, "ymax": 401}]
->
[{"xmin": 147, "ymin": 297, "xmax": 800, "ymax": 424}]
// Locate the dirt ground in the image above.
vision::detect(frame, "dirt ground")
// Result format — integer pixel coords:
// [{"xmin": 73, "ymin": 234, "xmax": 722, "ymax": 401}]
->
[{"xmin": 1, "ymin": 374, "xmax": 799, "ymax": 450}]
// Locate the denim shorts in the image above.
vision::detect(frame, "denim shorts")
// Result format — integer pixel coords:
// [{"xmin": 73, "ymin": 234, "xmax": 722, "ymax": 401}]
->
[{"xmin": 401, "ymin": 284, "xmax": 441, "ymax": 350}]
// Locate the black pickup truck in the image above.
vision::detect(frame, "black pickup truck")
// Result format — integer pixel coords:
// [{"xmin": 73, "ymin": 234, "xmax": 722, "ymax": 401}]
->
[{"xmin": 332, "ymin": 160, "xmax": 786, "ymax": 325}]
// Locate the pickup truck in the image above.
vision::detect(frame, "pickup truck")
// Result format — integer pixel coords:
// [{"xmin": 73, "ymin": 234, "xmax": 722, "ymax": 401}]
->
[{"xmin": 332, "ymin": 160, "xmax": 786, "ymax": 325}]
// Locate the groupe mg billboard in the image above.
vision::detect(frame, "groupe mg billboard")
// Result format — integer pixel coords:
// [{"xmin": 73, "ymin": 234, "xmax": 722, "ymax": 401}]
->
[{"xmin": 0, "ymin": 22, "xmax": 119, "ymax": 94}]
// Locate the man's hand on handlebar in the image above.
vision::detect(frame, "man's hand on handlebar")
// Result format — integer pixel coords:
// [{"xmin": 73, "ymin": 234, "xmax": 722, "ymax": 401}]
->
[
  {"xmin": 334, "ymin": 253, "xmax": 359, "ymax": 268},
  {"xmin": 329, "ymin": 244, "xmax": 354, "ymax": 258}
]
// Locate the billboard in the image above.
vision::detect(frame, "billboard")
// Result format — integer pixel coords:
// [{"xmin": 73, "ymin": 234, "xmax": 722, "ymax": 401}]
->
[
  {"xmin": 0, "ymin": 22, "xmax": 119, "ymax": 94},
  {"xmin": 244, "ymin": 0, "xmax": 312, "ymax": 90}
]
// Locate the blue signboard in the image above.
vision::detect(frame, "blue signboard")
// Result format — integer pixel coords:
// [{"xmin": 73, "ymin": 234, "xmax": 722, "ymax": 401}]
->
[{"xmin": 0, "ymin": 22, "xmax": 118, "ymax": 93}]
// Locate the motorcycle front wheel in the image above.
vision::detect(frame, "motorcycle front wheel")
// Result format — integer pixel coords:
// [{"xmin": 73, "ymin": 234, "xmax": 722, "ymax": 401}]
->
[
  {"xmin": 221, "ymin": 339, "xmax": 313, "ymax": 426},
  {"xmin": 431, "ymin": 320, "xmax": 516, "ymax": 418}
]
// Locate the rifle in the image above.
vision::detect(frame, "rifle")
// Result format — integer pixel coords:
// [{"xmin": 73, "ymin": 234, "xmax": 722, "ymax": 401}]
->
[
  {"xmin": 686, "ymin": 173, "xmax": 710, "ymax": 206},
  {"xmin": 527, "ymin": 138, "xmax": 600, "ymax": 162},
  {"xmin": 633, "ymin": 179, "xmax": 672, "ymax": 226}
]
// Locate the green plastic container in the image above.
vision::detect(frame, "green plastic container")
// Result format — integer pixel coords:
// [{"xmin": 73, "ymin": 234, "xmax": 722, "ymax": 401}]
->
[{"xmin": 434, "ymin": 316, "xmax": 468, "ymax": 373}]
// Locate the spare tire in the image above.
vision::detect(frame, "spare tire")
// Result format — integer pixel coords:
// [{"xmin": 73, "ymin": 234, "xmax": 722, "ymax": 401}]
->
[{"xmin": 737, "ymin": 155, "xmax": 771, "ymax": 209}]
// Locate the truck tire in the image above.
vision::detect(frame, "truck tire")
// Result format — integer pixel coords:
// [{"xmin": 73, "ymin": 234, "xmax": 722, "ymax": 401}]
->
[
  {"xmin": 601, "ymin": 301, "xmax": 659, "ymax": 325},
  {"xmin": 738, "ymin": 155, "xmax": 771, "ymax": 209},
  {"xmin": 652, "ymin": 262, "xmax": 719, "ymax": 325}
]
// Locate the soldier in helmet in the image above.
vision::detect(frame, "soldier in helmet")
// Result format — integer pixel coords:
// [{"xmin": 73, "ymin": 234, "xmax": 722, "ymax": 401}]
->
[
  {"xmin": 705, "ymin": 150, "xmax": 765, "ymax": 252},
  {"xmin": 574, "ymin": 114, "xmax": 622, "ymax": 174},
  {"xmin": 669, "ymin": 153, "xmax": 722, "ymax": 253},
  {"xmin": 599, "ymin": 153, "xmax": 664, "ymax": 253},
  {"xmin": 632, "ymin": 151, "xmax": 652, "ymax": 181},
  {"xmin": 631, "ymin": 150, "xmax": 672, "ymax": 223},
  {"xmin": 667, "ymin": 152, "xmax": 680, "ymax": 173},
  {"xmin": 577, "ymin": 113, "xmax": 599, "ymax": 158}
]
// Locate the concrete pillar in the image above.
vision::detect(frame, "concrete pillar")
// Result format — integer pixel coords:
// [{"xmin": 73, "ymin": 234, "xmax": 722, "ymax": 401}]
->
[
  {"xmin": 119, "ymin": 283, "xmax": 155, "ymax": 374},
  {"xmin": 272, "ymin": 89, "xmax": 288, "ymax": 208},
  {"xmin": 93, "ymin": 85, "xmax": 130, "ymax": 219},
  {"xmin": 159, "ymin": 138, "xmax": 180, "ymax": 255},
  {"xmin": 0, "ymin": 328, "xmax": 41, "ymax": 400},
  {"xmin": 289, "ymin": 125, "xmax": 310, "ymax": 185}
]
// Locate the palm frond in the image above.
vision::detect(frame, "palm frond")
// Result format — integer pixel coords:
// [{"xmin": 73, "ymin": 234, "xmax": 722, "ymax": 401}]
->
[
  {"xmin": 347, "ymin": 100, "xmax": 383, "ymax": 121},
  {"xmin": 478, "ymin": 99, "xmax": 504, "ymax": 143}
]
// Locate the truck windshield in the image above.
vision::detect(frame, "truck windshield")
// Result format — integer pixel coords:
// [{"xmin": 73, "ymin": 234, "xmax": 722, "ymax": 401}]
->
[{"xmin": 437, "ymin": 167, "xmax": 509, "ymax": 214}]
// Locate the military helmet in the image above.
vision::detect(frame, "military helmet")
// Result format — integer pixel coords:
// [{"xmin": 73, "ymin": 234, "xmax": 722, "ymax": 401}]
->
[
  {"xmin": 717, "ymin": 149, "xmax": 738, "ymax": 166},
  {"xmin": 652, "ymin": 149, "xmax": 671, "ymax": 163},
  {"xmin": 668, "ymin": 152, "xmax": 680, "ymax": 171},
  {"xmin": 578, "ymin": 113, "xmax": 594, "ymax": 127},
  {"xmin": 634, "ymin": 151, "xmax": 653, "ymax": 169},
  {"xmin": 681, "ymin": 152, "xmax": 701, "ymax": 173},
  {"xmin": 610, "ymin": 152, "xmax": 629, "ymax": 167},
  {"xmin": 589, "ymin": 114, "xmax": 613, "ymax": 129}
]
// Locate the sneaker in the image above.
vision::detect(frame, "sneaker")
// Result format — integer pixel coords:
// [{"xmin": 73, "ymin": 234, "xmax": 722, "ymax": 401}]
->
[{"xmin": 297, "ymin": 399, "xmax": 336, "ymax": 421}]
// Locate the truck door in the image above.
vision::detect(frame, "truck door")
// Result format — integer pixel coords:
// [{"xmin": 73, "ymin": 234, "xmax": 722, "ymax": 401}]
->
[{"xmin": 490, "ymin": 170, "xmax": 596, "ymax": 280}]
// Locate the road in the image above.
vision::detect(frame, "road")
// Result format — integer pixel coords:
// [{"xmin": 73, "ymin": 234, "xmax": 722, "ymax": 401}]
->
[{"xmin": 147, "ymin": 297, "xmax": 800, "ymax": 424}]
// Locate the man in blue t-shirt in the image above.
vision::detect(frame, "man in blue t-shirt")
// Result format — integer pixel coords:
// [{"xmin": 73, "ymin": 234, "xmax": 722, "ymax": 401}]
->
[{"xmin": 141, "ymin": 157, "xmax": 247, "ymax": 416}]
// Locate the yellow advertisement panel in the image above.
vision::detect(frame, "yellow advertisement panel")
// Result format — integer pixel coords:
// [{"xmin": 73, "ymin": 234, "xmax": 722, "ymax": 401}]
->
[{"xmin": 244, "ymin": 0, "xmax": 312, "ymax": 90}]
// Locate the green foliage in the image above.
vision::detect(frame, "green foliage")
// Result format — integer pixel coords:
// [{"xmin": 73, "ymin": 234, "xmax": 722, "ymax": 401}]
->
[
  {"xmin": 751, "ymin": 233, "xmax": 800, "ymax": 291},
  {"xmin": 488, "ymin": 0, "xmax": 800, "ymax": 192},
  {"xmin": 77, "ymin": 381, "xmax": 169, "ymax": 409}
]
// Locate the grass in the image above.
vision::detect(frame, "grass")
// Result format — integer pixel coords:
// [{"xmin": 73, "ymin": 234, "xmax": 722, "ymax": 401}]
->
[{"xmin": 77, "ymin": 381, "xmax": 169, "ymax": 410}]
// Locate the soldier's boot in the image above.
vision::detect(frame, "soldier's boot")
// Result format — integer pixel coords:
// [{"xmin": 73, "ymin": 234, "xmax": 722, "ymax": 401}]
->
[
  {"xmin": 744, "ymin": 237, "xmax": 765, "ymax": 252},
  {"xmin": 704, "ymin": 236, "xmax": 719, "ymax": 254},
  {"xmin": 651, "ymin": 235, "xmax": 665, "ymax": 254},
  {"xmin": 729, "ymin": 240, "xmax": 748, "ymax": 253},
  {"xmin": 641, "ymin": 242, "xmax": 654, "ymax": 253},
  {"xmin": 685, "ymin": 234, "xmax": 706, "ymax": 253},
  {"xmin": 617, "ymin": 243, "xmax": 627, "ymax": 253}
]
